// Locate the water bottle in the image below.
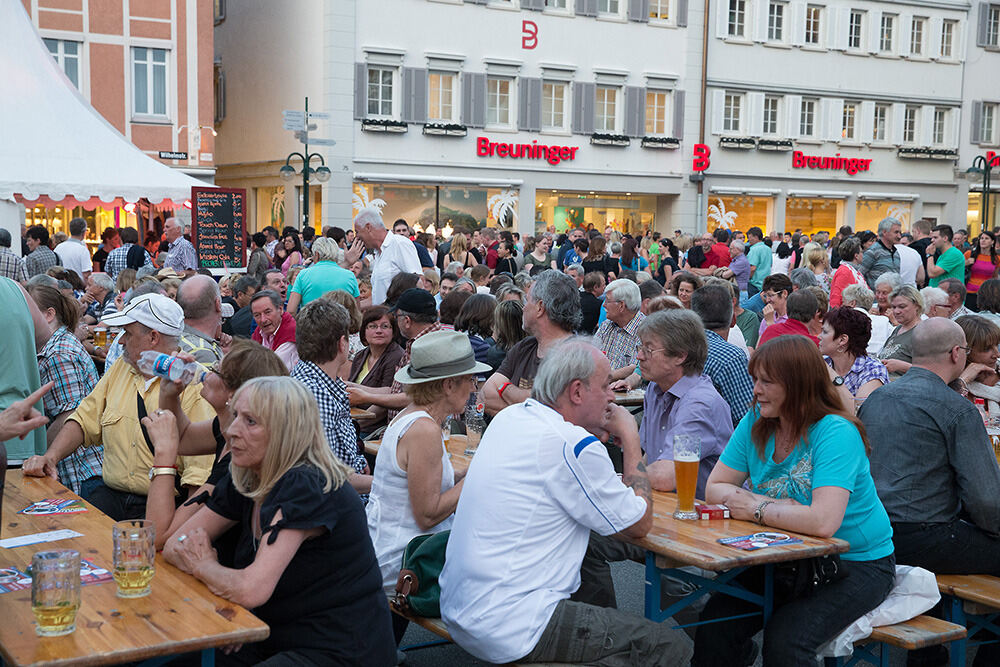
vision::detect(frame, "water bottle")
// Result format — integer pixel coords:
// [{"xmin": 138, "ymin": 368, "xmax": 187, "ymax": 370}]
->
[
  {"xmin": 463, "ymin": 395, "xmax": 486, "ymax": 457},
  {"xmin": 136, "ymin": 351, "xmax": 206, "ymax": 385},
  {"xmin": 975, "ymin": 397, "xmax": 989, "ymax": 428}
]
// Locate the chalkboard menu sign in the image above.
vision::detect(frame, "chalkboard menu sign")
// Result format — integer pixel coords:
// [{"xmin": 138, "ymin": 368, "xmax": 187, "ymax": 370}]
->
[{"xmin": 191, "ymin": 187, "xmax": 246, "ymax": 269}]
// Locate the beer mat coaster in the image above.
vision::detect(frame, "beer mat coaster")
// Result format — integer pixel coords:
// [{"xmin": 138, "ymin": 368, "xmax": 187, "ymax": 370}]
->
[
  {"xmin": 0, "ymin": 560, "xmax": 112, "ymax": 593},
  {"xmin": 0, "ymin": 529, "xmax": 84, "ymax": 549},
  {"xmin": 718, "ymin": 532, "xmax": 803, "ymax": 551},
  {"xmin": 19, "ymin": 499, "xmax": 88, "ymax": 515}
]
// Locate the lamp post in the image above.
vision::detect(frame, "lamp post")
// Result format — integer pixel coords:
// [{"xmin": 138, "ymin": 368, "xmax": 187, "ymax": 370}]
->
[
  {"xmin": 967, "ymin": 154, "xmax": 996, "ymax": 235},
  {"xmin": 279, "ymin": 150, "xmax": 331, "ymax": 232}
]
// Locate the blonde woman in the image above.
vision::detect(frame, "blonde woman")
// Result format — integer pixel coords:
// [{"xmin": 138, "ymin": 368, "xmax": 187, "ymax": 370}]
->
[
  {"xmin": 444, "ymin": 232, "xmax": 478, "ymax": 269},
  {"xmin": 164, "ymin": 377, "xmax": 395, "ymax": 665},
  {"xmin": 285, "ymin": 237, "xmax": 360, "ymax": 315},
  {"xmin": 805, "ymin": 246, "xmax": 832, "ymax": 294}
]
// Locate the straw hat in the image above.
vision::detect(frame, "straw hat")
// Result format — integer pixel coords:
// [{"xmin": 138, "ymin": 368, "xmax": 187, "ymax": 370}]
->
[{"xmin": 393, "ymin": 330, "xmax": 492, "ymax": 385}]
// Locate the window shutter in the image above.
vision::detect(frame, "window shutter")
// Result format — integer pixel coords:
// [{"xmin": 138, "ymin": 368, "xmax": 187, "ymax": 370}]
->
[
  {"xmin": 522, "ymin": 0, "xmax": 544, "ymax": 9},
  {"xmin": 354, "ymin": 63, "xmax": 367, "ymax": 119},
  {"xmin": 518, "ymin": 78, "xmax": 542, "ymax": 132},
  {"xmin": 628, "ymin": 0, "xmax": 650, "ymax": 22},
  {"xmin": 972, "ymin": 101, "xmax": 983, "ymax": 144},
  {"xmin": 785, "ymin": 94, "xmax": 802, "ymax": 138},
  {"xmin": 890, "ymin": 103, "xmax": 905, "ymax": 145},
  {"xmin": 825, "ymin": 98, "xmax": 844, "ymax": 141},
  {"xmin": 572, "ymin": 82, "xmax": 596, "ymax": 134},
  {"xmin": 948, "ymin": 107, "xmax": 960, "ymax": 147},
  {"xmin": 868, "ymin": 10, "xmax": 881, "ymax": 53},
  {"xmin": 462, "ymin": 72, "xmax": 487, "ymax": 128},
  {"xmin": 401, "ymin": 68, "xmax": 427, "ymax": 123},
  {"xmin": 860, "ymin": 101, "xmax": 875, "ymax": 142},
  {"xmin": 978, "ymin": 3, "xmax": 990, "ymax": 47},
  {"xmin": 789, "ymin": 1, "xmax": 806, "ymax": 46},
  {"xmin": 716, "ymin": 0, "xmax": 731, "ymax": 37},
  {"xmin": 919, "ymin": 105, "xmax": 934, "ymax": 145},
  {"xmin": 898, "ymin": 14, "xmax": 912, "ymax": 56},
  {"xmin": 465, "ymin": 0, "xmax": 487, "ymax": 4},
  {"xmin": 747, "ymin": 92, "xmax": 765, "ymax": 136},
  {"xmin": 672, "ymin": 89, "xmax": 685, "ymax": 138},
  {"xmin": 624, "ymin": 86, "xmax": 644, "ymax": 137},
  {"xmin": 753, "ymin": 0, "xmax": 768, "ymax": 41},
  {"xmin": 833, "ymin": 7, "xmax": 849, "ymax": 50},
  {"xmin": 576, "ymin": 0, "xmax": 597, "ymax": 17},
  {"xmin": 677, "ymin": 0, "xmax": 688, "ymax": 27},
  {"xmin": 711, "ymin": 89, "xmax": 726, "ymax": 134}
]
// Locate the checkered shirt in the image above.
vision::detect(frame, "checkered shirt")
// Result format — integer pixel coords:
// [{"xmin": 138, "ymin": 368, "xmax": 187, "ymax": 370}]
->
[
  {"xmin": 595, "ymin": 310, "xmax": 645, "ymax": 370},
  {"xmin": 291, "ymin": 360, "xmax": 366, "ymax": 475},
  {"xmin": 824, "ymin": 354, "xmax": 889, "ymax": 397},
  {"xmin": 25, "ymin": 246, "xmax": 60, "ymax": 277},
  {"xmin": 37, "ymin": 326, "xmax": 104, "ymax": 494},
  {"xmin": 704, "ymin": 329, "xmax": 754, "ymax": 427},
  {"xmin": 164, "ymin": 237, "xmax": 198, "ymax": 272},
  {"xmin": 0, "ymin": 248, "xmax": 27, "ymax": 282},
  {"xmin": 105, "ymin": 243, "xmax": 152, "ymax": 281}
]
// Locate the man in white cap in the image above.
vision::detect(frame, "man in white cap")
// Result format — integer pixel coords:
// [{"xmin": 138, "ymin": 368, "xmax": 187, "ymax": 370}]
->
[{"xmin": 23, "ymin": 293, "xmax": 215, "ymax": 520}]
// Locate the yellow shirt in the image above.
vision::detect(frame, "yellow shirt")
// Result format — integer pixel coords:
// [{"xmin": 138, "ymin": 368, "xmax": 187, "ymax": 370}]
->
[{"xmin": 68, "ymin": 358, "xmax": 216, "ymax": 495}]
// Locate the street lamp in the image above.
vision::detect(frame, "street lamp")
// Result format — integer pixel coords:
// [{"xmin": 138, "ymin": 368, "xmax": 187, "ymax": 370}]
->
[
  {"xmin": 967, "ymin": 154, "xmax": 996, "ymax": 234},
  {"xmin": 279, "ymin": 151, "xmax": 331, "ymax": 231}
]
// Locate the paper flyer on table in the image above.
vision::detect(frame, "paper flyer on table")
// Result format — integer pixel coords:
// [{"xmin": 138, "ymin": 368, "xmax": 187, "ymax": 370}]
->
[
  {"xmin": 19, "ymin": 498, "xmax": 88, "ymax": 515},
  {"xmin": 0, "ymin": 529, "xmax": 84, "ymax": 549},
  {"xmin": 718, "ymin": 532, "xmax": 803, "ymax": 551},
  {"xmin": 0, "ymin": 559, "xmax": 112, "ymax": 593}
]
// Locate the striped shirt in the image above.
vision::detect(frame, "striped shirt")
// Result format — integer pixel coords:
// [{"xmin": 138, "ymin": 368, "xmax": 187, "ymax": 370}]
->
[
  {"xmin": 595, "ymin": 310, "xmax": 646, "ymax": 370},
  {"xmin": 0, "ymin": 248, "xmax": 27, "ymax": 282},
  {"xmin": 164, "ymin": 237, "xmax": 198, "ymax": 272}
]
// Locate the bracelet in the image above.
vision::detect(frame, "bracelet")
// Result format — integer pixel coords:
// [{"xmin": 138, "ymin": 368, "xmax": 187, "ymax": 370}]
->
[
  {"xmin": 754, "ymin": 500, "xmax": 774, "ymax": 526},
  {"xmin": 497, "ymin": 381, "xmax": 512, "ymax": 400}
]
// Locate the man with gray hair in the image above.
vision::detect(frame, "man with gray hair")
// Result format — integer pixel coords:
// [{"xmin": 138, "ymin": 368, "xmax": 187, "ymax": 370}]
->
[
  {"xmin": 564, "ymin": 262, "xmax": 584, "ymax": 289},
  {"xmin": 54, "ymin": 217, "xmax": 92, "ymax": 279},
  {"xmin": 595, "ymin": 278, "xmax": 645, "ymax": 381},
  {"xmin": 441, "ymin": 337, "xmax": 693, "ymax": 666},
  {"xmin": 81, "ymin": 272, "xmax": 116, "ymax": 324},
  {"xmin": 861, "ymin": 217, "xmax": 902, "ymax": 289},
  {"xmin": 0, "ymin": 228, "xmax": 28, "ymax": 282},
  {"xmin": 937, "ymin": 277, "xmax": 972, "ymax": 320},
  {"xmin": 691, "ymin": 285, "xmax": 753, "ymax": 427},
  {"xmin": 841, "ymin": 282, "xmax": 892, "ymax": 354},
  {"xmin": 483, "ymin": 270, "xmax": 580, "ymax": 414},
  {"xmin": 162, "ymin": 217, "xmax": 197, "ymax": 273},
  {"xmin": 345, "ymin": 209, "xmax": 421, "ymax": 305},
  {"xmin": 789, "ymin": 267, "xmax": 819, "ymax": 291},
  {"xmin": 176, "ymin": 275, "xmax": 224, "ymax": 365}
]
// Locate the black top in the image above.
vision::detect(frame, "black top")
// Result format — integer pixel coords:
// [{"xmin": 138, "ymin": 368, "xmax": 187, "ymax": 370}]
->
[
  {"xmin": 495, "ymin": 257, "xmax": 517, "ymax": 276},
  {"xmin": 227, "ymin": 305, "xmax": 255, "ymax": 338},
  {"xmin": 207, "ymin": 465, "xmax": 394, "ymax": 662},
  {"xmin": 580, "ymin": 292, "xmax": 603, "ymax": 335},
  {"xmin": 183, "ymin": 417, "xmax": 238, "ymax": 566},
  {"xmin": 581, "ymin": 256, "xmax": 618, "ymax": 279},
  {"xmin": 93, "ymin": 247, "xmax": 108, "ymax": 272}
]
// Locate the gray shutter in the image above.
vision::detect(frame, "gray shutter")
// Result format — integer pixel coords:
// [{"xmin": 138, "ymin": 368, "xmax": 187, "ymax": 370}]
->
[
  {"xmin": 628, "ymin": 0, "xmax": 650, "ymax": 22},
  {"xmin": 979, "ymin": 2, "xmax": 990, "ymax": 46},
  {"xmin": 972, "ymin": 100, "xmax": 984, "ymax": 144},
  {"xmin": 462, "ymin": 72, "xmax": 487, "ymax": 128},
  {"xmin": 572, "ymin": 82, "xmax": 596, "ymax": 134},
  {"xmin": 576, "ymin": 0, "xmax": 597, "ymax": 17},
  {"xmin": 677, "ymin": 0, "xmax": 688, "ymax": 27},
  {"xmin": 522, "ymin": 0, "xmax": 544, "ymax": 9},
  {"xmin": 354, "ymin": 63, "xmax": 367, "ymax": 119},
  {"xmin": 518, "ymin": 78, "xmax": 542, "ymax": 132},
  {"xmin": 401, "ymin": 68, "xmax": 427, "ymax": 123},
  {"xmin": 672, "ymin": 89, "xmax": 685, "ymax": 138},
  {"xmin": 624, "ymin": 86, "xmax": 644, "ymax": 137},
  {"xmin": 465, "ymin": 0, "xmax": 487, "ymax": 4}
]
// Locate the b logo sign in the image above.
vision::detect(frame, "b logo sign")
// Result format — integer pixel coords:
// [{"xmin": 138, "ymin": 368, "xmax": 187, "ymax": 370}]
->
[
  {"xmin": 693, "ymin": 144, "xmax": 711, "ymax": 172},
  {"xmin": 988, "ymin": 151, "xmax": 999, "ymax": 168},
  {"xmin": 522, "ymin": 20, "xmax": 538, "ymax": 49}
]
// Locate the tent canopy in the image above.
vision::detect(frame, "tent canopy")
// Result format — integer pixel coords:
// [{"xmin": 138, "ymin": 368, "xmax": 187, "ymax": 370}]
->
[{"xmin": 0, "ymin": 0, "xmax": 210, "ymax": 207}]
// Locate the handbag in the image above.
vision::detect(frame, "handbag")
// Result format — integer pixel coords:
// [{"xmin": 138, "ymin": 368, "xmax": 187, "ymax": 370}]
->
[
  {"xmin": 391, "ymin": 531, "xmax": 450, "ymax": 618},
  {"xmin": 774, "ymin": 554, "xmax": 848, "ymax": 599}
]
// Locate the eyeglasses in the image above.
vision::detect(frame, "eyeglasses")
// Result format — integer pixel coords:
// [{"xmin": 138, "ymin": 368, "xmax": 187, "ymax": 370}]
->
[
  {"xmin": 366, "ymin": 322, "xmax": 393, "ymax": 331},
  {"xmin": 207, "ymin": 362, "xmax": 221, "ymax": 375},
  {"xmin": 638, "ymin": 344, "xmax": 666, "ymax": 357},
  {"xmin": 956, "ymin": 345, "xmax": 972, "ymax": 354}
]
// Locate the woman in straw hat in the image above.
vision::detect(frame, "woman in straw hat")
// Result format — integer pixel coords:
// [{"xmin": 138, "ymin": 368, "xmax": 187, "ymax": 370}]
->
[{"xmin": 366, "ymin": 330, "xmax": 491, "ymax": 643}]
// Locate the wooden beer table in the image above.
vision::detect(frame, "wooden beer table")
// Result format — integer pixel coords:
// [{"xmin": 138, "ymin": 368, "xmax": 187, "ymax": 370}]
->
[
  {"xmin": 364, "ymin": 435, "xmax": 472, "ymax": 476},
  {"xmin": 624, "ymin": 491, "xmax": 849, "ymax": 627},
  {"xmin": 612, "ymin": 389, "xmax": 645, "ymax": 407},
  {"xmin": 349, "ymin": 407, "xmax": 375, "ymax": 420},
  {"xmin": 0, "ymin": 472, "xmax": 269, "ymax": 666}
]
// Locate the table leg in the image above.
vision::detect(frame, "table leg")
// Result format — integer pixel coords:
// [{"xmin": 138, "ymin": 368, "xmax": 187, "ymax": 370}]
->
[
  {"xmin": 763, "ymin": 563, "xmax": 773, "ymax": 625},
  {"xmin": 643, "ymin": 552, "xmax": 763, "ymax": 627},
  {"xmin": 200, "ymin": 648, "xmax": 215, "ymax": 667}
]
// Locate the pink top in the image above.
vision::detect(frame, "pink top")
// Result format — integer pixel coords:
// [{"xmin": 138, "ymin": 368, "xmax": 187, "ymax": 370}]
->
[{"xmin": 281, "ymin": 251, "xmax": 301, "ymax": 276}]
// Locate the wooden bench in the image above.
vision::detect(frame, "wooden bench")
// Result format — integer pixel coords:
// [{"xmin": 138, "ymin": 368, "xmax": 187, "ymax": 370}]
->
[
  {"xmin": 824, "ymin": 615, "xmax": 967, "ymax": 667},
  {"xmin": 936, "ymin": 574, "xmax": 1000, "ymax": 665}
]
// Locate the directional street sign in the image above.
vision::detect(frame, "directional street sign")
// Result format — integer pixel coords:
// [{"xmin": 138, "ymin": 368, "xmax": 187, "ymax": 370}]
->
[
  {"xmin": 282, "ymin": 110, "xmax": 304, "ymax": 121},
  {"xmin": 307, "ymin": 112, "xmax": 330, "ymax": 119},
  {"xmin": 282, "ymin": 110, "xmax": 305, "ymax": 131},
  {"xmin": 309, "ymin": 138, "xmax": 337, "ymax": 146}
]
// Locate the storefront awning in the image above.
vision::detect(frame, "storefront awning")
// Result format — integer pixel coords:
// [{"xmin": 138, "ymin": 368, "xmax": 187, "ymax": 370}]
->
[
  {"xmin": 786, "ymin": 190, "xmax": 853, "ymax": 199},
  {"xmin": 0, "ymin": 0, "xmax": 210, "ymax": 207},
  {"xmin": 857, "ymin": 192, "xmax": 920, "ymax": 201}
]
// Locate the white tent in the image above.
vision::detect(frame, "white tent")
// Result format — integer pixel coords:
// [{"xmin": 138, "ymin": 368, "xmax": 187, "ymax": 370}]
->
[{"xmin": 0, "ymin": 0, "xmax": 209, "ymax": 207}]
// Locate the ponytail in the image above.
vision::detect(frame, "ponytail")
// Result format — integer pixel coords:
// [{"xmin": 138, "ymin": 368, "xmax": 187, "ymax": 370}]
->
[{"xmin": 26, "ymin": 284, "xmax": 80, "ymax": 331}]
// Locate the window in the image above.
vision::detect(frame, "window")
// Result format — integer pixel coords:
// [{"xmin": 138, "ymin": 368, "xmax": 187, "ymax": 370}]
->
[
  {"xmin": 545, "ymin": 0, "xmax": 567, "ymax": 6},
  {"xmin": 800, "ymin": 98, "xmax": 817, "ymax": 136},
  {"xmin": 983, "ymin": 104, "xmax": 997, "ymax": 144},
  {"xmin": 366, "ymin": 67, "xmax": 394, "ymax": 117},
  {"xmin": 941, "ymin": 20, "xmax": 957, "ymax": 58},
  {"xmin": 767, "ymin": 1, "xmax": 785, "ymax": 40},
  {"xmin": 132, "ymin": 47, "xmax": 168, "ymax": 117},
  {"xmin": 723, "ymin": 92, "xmax": 742, "ymax": 132},
  {"xmin": 213, "ymin": 60, "xmax": 225, "ymax": 123},
  {"xmin": 763, "ymin": 96, "xmax": 780, "ymax": 135},
  {"xmin": 910, "ymin": 17, "xmax": 925, "ymax": 55},
  {"xmin": 214, "ymin": 0, "xmax": 225, "ymax": 25},
  {"xmin": 542, "ymin": 82, "xmax": 567, "ymax": 131},
  {"xmin": 848, "ymin": 11, "xmax": 864, "ymax": 49},
  {"xmin": 842, "ymin": 102, "xmax": 858, "ymax": 140},
  {"xmin": 932, "ymin": 107, "xmax": 947, "ymax": 144},
  {"xmin": 649, "ymin": 0, "xmax": 670, "ymax": 20},
  {"xmin": 44, "ymin": 39, "xmax": 80, "ymax": 89},
  {"xmin": 646, "ymin": 90, "xmax": 669, "ymax": 135},
  {"xmin": 804, "ymin": 5, "xmax": 822, "ymax": 45},
  {"xmin": 598, "ymin": 0, "xmax": 621, "ymax": 16},
  {"xmin": 595, "ymin": 86, "xmax": 619, "ymax": 132},
  {"xmin": 989, "ymin": 5, "xmax": 1000, "ymax": 47},
  {"xmin": 428, "ymin": 72, "xmax": 456, "ymax": 123},
  {"xmin": 487, "ymin": 77, "xmax": 513, "ymax": 127},
  {"xmin": 728, "ymin": 0, "xmax": 746, "ymax": 37},
  {"xmin": 874, "ymin": 104, "xmax": 889, "ymax": 142},
  {"xmin": 880, "ymin": 14, "xmax": 895, "ymax": 52},
  {"xmin": 903, "ymin": 105, "xmax": 919, "ymax": 143}
]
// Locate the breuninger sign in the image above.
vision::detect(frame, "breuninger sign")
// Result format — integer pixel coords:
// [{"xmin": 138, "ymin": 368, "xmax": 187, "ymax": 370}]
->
[{"xmin": 476, "ymin": 137, "xmax": 579, "ymax": 166}]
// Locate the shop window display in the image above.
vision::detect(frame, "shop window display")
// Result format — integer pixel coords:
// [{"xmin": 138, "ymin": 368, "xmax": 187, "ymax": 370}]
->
[
  {"xmin": 705, "ymin": 196, "xmax": 772, "ymax": 234},
  {"xmin": 855, "ymin": 200, "xmax": 911, "ymax": 233},
  {"xmin": 785, "ymin": 197, "xmax": 842, "ymax": 237}
]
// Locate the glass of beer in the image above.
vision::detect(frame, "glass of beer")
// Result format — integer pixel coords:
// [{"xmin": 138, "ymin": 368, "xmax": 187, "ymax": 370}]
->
[
  {"xmin": 673, "ymin": 435, "xmax": 701, "ymax": 520},
  {"xmin": 92, "ymin": 327, "xmax": 108, "ymax": 348},
  {"xmin": 112, "ymin": 520, "xmax": 155, "ymax": 598},
  {"xmin": 31, "ymin": 550, "xmax": 81, "ymax": 636}
]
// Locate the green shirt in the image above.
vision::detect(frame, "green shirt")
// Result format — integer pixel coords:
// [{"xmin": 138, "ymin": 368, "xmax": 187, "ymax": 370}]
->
[
  {"xmin": 290, "ymin": 261, "xmax": 360, "ymax": 305},
  {"xmin": 0, "ymin": 278, "xmax": 46, "ymax": 461},
  {"xmin": 746, "ymin": 242, "xmax": 772, "ymax": 290},
  {"xmin": 930, "ymin": 246, "xmax": 965, "ymax": 287}
]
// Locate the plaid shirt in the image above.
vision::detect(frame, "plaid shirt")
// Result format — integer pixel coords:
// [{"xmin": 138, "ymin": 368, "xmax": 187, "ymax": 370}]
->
[
  {"xmin": 0, "ymin": 248, "xmax": 27, "ymax": 282},
  {"xmin": 105, "ymin": 243, "xmax": 152, "ymax": 281},
  {"xmin": 389, "ymin": 322, "xmax": 444, "ymax": 419},
  {"xmin": 291, "ymin": 360, "xmax": 366, "ymax": 475},
  {"xmin": 164, "ymin": 237, "xmax": 198, "ymax": 272},
  {"xmin": 825, "ymin": 355, "xmax": 889, "ymax": 397},
  {"xmin": 595, "ymin": 310, "xmax": 645, "ymax": 370},
  {"xmin": 704, "ymin": 329, "xmax": 754, "ymax": 427},
  {"xmin": 25, "ymin": 246, "xmax": 60, "ymax": 277},
  {"xmin": 37, "ymin": 326, "xmax": 104, "ymax": 494}
]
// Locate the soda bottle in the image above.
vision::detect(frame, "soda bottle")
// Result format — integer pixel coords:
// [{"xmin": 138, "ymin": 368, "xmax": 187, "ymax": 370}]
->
[
  {"xmin": 136, "ymin": 351, "xmax": 206, "ymax": 385},
  {"xmin": 976, "ymin": 397, "xmax": 989, "ymax": 428},
  {"xmin": 463, "ymin": 395, "xmax": 486, "ymax": 457}
]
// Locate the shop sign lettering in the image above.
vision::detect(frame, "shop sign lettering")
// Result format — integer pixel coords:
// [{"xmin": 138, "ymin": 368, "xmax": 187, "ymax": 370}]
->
[
  {"xmin": 987, "ymin": 151, "xmax": 999, "ymax": 168},
  {"xmin": 476, "ymin": 136, "xmax": 578, "ymax": 165},
  {"xmin": 792, "ymin": 151, "xmax": 872, "ymax": 175},
  {"xmin": 693, "ymin": 144, "xmax": 711, "ymax": 171},
  {"xmin": 522, "ymin": 20, "xmax": 538, "ymax": 49}
]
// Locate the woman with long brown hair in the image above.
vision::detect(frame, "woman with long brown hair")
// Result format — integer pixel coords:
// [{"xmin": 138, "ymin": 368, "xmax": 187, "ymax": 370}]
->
[{"xmin": 693, "ymin": 336, "xmax": 895, "ymax": 667}]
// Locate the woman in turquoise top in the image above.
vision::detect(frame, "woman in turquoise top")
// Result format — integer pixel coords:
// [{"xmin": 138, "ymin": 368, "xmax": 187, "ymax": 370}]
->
[{"xmin": 693, "ymin": 336, "xmax": 895, "ymax": 667}]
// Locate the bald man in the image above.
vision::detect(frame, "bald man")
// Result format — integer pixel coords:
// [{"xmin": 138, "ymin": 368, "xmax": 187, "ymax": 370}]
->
[{"xmin": 176, "ymin": 275, "xmax": 224, "ymax": 365}]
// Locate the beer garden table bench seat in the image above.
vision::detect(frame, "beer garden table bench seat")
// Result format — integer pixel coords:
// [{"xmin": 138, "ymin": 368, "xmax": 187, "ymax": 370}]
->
[
  {"xmin": 936, "ymin": 573, "xmax": 1000, "ymax": 665},
  {"xmin": 823, "ymin": 615, "xmax": 966, "ymax": 667}
]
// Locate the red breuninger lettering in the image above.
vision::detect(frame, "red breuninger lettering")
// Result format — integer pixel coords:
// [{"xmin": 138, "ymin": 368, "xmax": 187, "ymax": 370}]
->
[
  {"xmin": 476, "ymin": 137, "xmax": 490, "ymax": 157},
  {"xmin": 522, "ymin": 20, "xmax": 538, "ymax": 49}
]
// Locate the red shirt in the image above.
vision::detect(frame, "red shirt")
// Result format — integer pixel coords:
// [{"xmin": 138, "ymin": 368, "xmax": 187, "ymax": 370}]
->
[
  {"xmin": 758, "ymin": 318, "xmax": 819, "ymax": 347},
  {"xmin": 485, "ymin": 241, "xmax": 500, "ymax": 269},
  {"xmin": 706, "ymin": 243, "xmax": 732, "ymax": 268}
]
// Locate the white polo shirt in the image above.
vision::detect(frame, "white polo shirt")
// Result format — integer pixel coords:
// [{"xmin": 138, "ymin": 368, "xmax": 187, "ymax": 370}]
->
[
  {"xmin": 896, "ymin": 243, "xmax": 922, "ymax": 287},
  {"xmin": 370, "ymin": 232, "xmax": 422, "ymax": 305},
  {"xmin": 55, "ymin": 238, "xmax": 92, "ymax": 277},
  {"xmin": 439, "ymin": 399, "xmax": 647, "ymax": 664}
]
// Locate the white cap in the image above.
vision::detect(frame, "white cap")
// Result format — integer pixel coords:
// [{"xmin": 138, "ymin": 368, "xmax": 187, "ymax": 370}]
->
[{"xmin": 101, "ymin": 293, "xmax": 184, "ymax": 336}]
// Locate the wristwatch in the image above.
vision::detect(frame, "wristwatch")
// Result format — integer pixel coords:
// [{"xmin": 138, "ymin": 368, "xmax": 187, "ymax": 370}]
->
[
  {"xmin": 754, "ymin": 500, "xmax": 774, "ymax": 525},
  {"xmin": 832, "ymin": 375, "xmax": 845, "ymax": 386},
  {"xmin": 148, "ymin": 466, "xmax": 178, "ymax": 480}
]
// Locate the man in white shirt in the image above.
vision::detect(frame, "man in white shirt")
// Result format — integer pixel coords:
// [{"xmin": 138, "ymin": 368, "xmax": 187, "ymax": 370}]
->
[
  {"xmin": 896, "ymin": 241, "xmax": 925, "ymax": 288},
  {"xmin": 54, "ymin": 217, "xmax": 92, "ymax": 280},
  {"xmin": 346, "ymin": 209, "xmax": 422, "ymax": 305},
  {"xmin": 440, "ymin": 338, "xmax": 693, "ymax": 666}
]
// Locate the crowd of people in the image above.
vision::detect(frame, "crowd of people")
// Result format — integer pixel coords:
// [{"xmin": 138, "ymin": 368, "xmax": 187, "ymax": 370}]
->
[{"xmin": 2, "ymin": 209, "xmax": 1000, "ymax": 666}]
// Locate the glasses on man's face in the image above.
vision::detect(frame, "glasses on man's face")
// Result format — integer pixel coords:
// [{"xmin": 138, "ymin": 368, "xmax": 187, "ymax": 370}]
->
[
  {"xmin": 207, "ymin": 362, "xmax": 221, "ymax": 376},
  {"xmin": 638, "ymin": 344, "xmax": 666, "ymax": 357},
  {"xmin": 956, "ymin": 345, "xmax": 972, "ymax": 354}
]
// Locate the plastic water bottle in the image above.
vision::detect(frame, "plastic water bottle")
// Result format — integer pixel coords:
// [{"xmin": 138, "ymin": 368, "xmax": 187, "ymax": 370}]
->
[
  {"xmin": 136, "ymin": 351, "xmax": 206, "ymax": 385},
  {"xmin": 975, "ymin": 397, "xmax": 989, "ymax": 428},
  {"xmin": 463, "ymin": 396, "xmax": 486, "ymax": 457}
]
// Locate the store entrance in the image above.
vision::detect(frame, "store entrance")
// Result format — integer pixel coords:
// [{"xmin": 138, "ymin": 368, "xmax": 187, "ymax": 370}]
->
[{"xmin": 534, "ymin": 191, "xmax": 658, "ymax": 236}]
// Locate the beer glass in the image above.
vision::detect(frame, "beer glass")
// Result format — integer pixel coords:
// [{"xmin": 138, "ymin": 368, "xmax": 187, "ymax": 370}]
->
[
  {"xmin": 92, "ymin": 327, "xmax": 108, "ymax": 348},
  {"xmin": 31, "ymin": 550, "xmax": 81, "ymax": 636},
  {"xmin": 112, "ymin": 520, "xmax": 155, "ymax": 598},
  {"xmin": 673, "ymin": 435, "xmax": 701, "ymax": 520}
]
